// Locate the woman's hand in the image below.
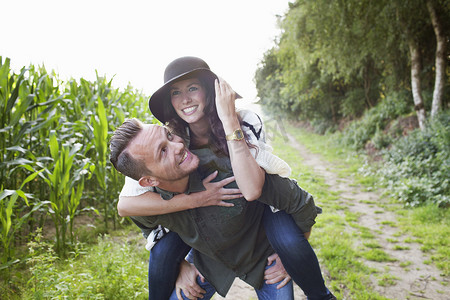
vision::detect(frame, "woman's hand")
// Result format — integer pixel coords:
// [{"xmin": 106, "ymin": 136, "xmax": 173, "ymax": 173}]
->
[
  {"xmin": 175, "ymin": 260, "xmax": 206, "ymax": 300},
  {"xmin": 214, "ymin": 78, "xmax": 239, "ymax": 126},
  {"xmin": 264, "ymin": 253, "xmax": 292, "ymax": 289},
  {"xmin": 196, "ymin": 171, "xmax": 242, "ymax": 207}
]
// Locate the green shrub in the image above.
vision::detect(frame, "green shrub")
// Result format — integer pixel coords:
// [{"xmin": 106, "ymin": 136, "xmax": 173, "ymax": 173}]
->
[
  {"xmin": 372, "ymin": 125, "xmax": 392, "ymax": 150},
  {"xmin": 23, "ymin": 232, "xmax": 148, "ymax": 299},
  {"xmin": 310, "ymin": 118, "xmax": 337, "ymax": 135},
  {"xmin": 377, "ymin": 111, "xmax": 450, "ymax": 207},
  {"xmin": 340, "ymin": 91, "xmax": 411, "ymax": 150}
]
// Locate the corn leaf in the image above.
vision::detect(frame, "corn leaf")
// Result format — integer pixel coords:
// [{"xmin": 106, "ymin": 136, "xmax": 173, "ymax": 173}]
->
[{"xmin": 49, "ymin": 133, "xmax": 59, "ymax": 160}]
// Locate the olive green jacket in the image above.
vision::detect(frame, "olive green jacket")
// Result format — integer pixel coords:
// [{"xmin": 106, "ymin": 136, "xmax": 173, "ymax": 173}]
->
[{"xmin": 131, "ymin": 148, "xmax": 318, "ymax": 296}]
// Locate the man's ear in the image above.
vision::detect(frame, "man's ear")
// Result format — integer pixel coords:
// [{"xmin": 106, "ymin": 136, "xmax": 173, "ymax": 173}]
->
[{"xmin": 138, "ymin": 176, "xmax": 159, "ymax": 187}]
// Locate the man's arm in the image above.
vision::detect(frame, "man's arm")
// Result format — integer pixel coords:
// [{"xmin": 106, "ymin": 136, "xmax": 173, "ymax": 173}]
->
[{"xmin": 259, "ymin": 174, "xmax": 319, "ymax": 234}]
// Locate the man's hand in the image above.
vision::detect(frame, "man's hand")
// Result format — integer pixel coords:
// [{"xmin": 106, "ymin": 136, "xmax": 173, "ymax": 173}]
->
[
  {"xmin": 175, "ymin": 260, "xmax": 206, "ymax": 300},
  {"xmin": 264, "ymin": 253, "xmax": 291, "ymax": 289},
  {"xmin": 304, "ymin": 230, "xmax": 311, "ymax": 240},
  {"xmin": 195, "ymin": 171, "xmax": 242, "ymax": 207}
]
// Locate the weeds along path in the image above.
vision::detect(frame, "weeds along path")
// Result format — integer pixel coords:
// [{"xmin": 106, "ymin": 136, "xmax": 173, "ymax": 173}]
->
[{"xmin": 286, "ymin": 134, "xmax": 449, "ymax": 300}]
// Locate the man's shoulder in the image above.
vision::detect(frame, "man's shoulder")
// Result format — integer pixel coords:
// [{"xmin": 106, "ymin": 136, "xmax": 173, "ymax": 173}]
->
[{"xmin": 262, "ymin": 173, "xmax": 298, "ymax": 194}]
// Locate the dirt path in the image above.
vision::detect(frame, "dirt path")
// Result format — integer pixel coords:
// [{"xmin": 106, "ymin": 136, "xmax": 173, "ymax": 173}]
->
[
  {"xmin": 287, "ymin": 134, "xmax": 448, "ymax": 299},
  {"xmin": 213, "ymin": 133, "xmax": 449, "ymax": 300}
]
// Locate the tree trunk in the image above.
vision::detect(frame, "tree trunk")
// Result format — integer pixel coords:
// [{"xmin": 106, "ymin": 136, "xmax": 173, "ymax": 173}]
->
[
  {"xmin": 408, "ymin": 38, "xmax": 427, "ymax": 130},
  {"xmin": 363, "ymin": 61, "xmax": 374, "ymax": 108},
  {"xmin": 426, "ymin": 0, "xmax": 447, "ymax": 118}
]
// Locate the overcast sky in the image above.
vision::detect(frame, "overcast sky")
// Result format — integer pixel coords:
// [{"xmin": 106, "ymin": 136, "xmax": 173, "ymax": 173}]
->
[{"xmin": 1, "ymin": 0, "xmax": 290, "ymax": 104}]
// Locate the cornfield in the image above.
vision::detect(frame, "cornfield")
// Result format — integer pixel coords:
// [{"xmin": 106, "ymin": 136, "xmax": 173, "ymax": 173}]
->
[{"xmin": 0, "ymin": 56, "xmax": 153, "ymax": 272}]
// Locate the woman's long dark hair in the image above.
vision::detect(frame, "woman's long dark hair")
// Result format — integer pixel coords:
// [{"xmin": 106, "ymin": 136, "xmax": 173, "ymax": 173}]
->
[{"xmin": 165, "ymin": 73, "xmax": 254, "ymax": 157}]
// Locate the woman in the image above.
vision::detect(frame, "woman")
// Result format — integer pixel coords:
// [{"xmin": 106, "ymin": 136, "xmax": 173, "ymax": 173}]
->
[{"xmin": 119, "ymin": 57, "xmax": 334, "ymax": 300}]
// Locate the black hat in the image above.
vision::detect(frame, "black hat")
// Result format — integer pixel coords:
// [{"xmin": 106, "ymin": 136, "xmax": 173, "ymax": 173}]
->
[{"xmin": 148, "ymin": 56, "xmax": 240, "ymax": 123}]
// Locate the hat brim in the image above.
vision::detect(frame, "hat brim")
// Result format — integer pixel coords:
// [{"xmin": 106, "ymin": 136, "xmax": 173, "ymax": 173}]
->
[{"xmin": 148, "ymin": 68, "xmax": 241, "ymax": 123}]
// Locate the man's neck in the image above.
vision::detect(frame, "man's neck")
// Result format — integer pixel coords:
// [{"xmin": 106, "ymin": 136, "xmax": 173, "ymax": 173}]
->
[{"xmin": 157, "ymin": 176, "xmax": 189, "ymax": 194}]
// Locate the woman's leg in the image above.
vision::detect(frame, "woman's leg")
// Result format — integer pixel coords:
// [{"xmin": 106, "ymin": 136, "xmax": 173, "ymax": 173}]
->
[
  {"xmin": 262, "ymin": 205, "xmax": 334, "ymax": 300},
  {"xmin": 148, "ymin": 231, "xmax": 191, "ymax": 300}
]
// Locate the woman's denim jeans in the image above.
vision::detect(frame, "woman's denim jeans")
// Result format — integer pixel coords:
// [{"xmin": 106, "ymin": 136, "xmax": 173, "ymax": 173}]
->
[
  {"xmin": 262, "ymin": 205, "xmax": 333, "ymax": 300},
  {"xmin": 148, "ymin": 231, "xmax": 191, "ymax": 299},
  {"xmin": 168, "ymin": 260, "xmax": 294, "ymax": 300}
]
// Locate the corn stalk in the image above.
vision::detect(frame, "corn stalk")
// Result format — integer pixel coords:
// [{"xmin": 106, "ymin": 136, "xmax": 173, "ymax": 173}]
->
[
  {"xmin": 0, "ymin": 169, "xmax": 47, "ymax": 276},
  {"xmin": 0, "ymin": 56, "xmax": 150, "ymax": 266},
  {"xmin": 43, "ymin": 132, "xmax": 90, "ymax": 257}
]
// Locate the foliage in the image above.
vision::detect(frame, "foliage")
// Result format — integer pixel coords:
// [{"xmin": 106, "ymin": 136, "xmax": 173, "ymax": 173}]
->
[
  {"xmin": 26, "ymin": 228, "xmax": 59, "ymax": 296},
  {"xmin": 339, "ymin": 91, "xmax": 412, "ymax": 150},
  {"xmin": 0, "ymin": 56, "xmax": 151, "ymax": 274},
  {"xmin": 0, "ymin": 190, "xmax": 28, "ymax": 267},
  {"xmin": 22, "ymin": 229, "xmax": 148, "ymax": 299},
  {"xmin": 376, "ymin": 111, "xmax": 450, "ymax": 207},
  {"xmin": 43, "ymin": 132, "xmax": 93, "ymax": 257},
  {"xmin": 255, "ymin": 0, "xmax": 450, "ymax": 128}
]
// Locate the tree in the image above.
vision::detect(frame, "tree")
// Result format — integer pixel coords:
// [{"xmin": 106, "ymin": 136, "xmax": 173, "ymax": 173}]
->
[
  {"xmin": 427, "ymin": 0, "xmax": 447, "ymax": 118},
  {"xmin": 255, "ymin": 0, "xmax": 449, "ymax": 129}
]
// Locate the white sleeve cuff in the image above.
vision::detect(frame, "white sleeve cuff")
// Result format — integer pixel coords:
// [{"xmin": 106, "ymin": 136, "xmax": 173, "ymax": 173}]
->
[{"xmin": 120, "ymin": 176, "xmax": 154, "ymax": 197}]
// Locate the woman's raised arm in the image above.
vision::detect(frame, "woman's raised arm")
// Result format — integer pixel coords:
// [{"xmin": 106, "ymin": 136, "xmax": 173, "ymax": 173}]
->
[{"xmin": 214, "ymin": 79, "xmax": 265, "ymax": 201}]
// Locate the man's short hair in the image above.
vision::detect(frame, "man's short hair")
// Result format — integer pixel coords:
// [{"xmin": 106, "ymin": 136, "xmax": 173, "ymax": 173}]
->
[{"xmin": 110, "ymin": 118, "xmax": 151, "ymax": 181}]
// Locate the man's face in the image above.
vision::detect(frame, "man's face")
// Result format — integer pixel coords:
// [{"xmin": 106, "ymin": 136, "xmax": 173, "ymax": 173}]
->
[{"xmin": 127, "ymin": 124, "xmax": 199, "ymax": 182}]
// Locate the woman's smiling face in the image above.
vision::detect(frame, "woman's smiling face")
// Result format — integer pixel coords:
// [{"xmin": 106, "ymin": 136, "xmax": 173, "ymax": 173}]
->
[{"xmin": 170, "ymin": 78, "xmax": 207, "ymax": 125}]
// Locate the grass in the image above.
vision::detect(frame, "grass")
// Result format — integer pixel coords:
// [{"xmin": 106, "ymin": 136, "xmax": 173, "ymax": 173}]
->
[
  {"xmin": 270, "ymin": 126, "xmax": 389, "ymax": 299},
  {"xmin": 377, "ymin": 274, "xmax": 399, "ymax": 287},
  {"xmin": 269, "ymin": 122, "xmax": 449, "ymax": 298},
  {"xmin": 362, "ymin": 249, "xmax": 397, "ymax": 262},
  {"xmin": 386, "ymin": 238, "xmax": 399, "ymax": 243},
  {"xmin": 364, "ymin": 242, "xmax": 382, "ymax": 249},
  {"xmin": 399, "ymin": 261, "xmax": 412, "ymax": 268},
  {"xmin": 1, "ymin": 226, "xmax": 149, "ymax": 300},
  {"xmin": 393, "ymin": 245, "xmax": 410, "ymax": 251},
  {"xmin": 380, "ymin": 221, "xmax": 397, "ymax": 227},
  {"xmin": 396, "ymin": 205, "xmax": 450, "ymax": 276}
]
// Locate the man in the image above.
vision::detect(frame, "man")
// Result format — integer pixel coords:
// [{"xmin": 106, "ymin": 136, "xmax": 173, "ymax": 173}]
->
[{"xmin": 109, "ymin": 119, "xmax": 325, "ymax": 299}]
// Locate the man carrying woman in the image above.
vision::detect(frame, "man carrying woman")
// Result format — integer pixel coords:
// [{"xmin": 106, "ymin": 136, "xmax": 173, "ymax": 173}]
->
[{"xmin": 113, "ymin": 56, "xmax": 335, "ymax": 300}]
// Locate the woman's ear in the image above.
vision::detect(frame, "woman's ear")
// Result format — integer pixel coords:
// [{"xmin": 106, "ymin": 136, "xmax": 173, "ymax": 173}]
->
[{"xmin": 138, "ymin": 176, "xmax": 159, "ymax": 188}]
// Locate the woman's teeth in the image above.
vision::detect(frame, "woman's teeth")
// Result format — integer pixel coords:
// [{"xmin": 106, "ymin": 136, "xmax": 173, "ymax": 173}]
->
[{"xmin": 183, "ymin": 106, "xmax": 197, "ymax": 114}]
